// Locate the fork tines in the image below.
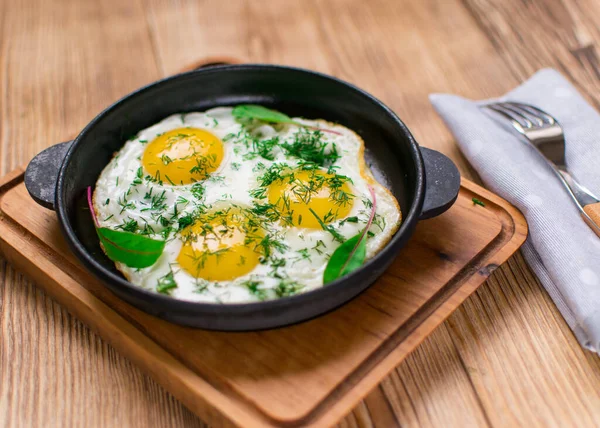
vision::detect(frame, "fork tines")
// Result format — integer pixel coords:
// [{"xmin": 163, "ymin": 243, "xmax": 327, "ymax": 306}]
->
[{"xmin": 485, "ymin": 101, "xmax": 556, "ymax": 130}]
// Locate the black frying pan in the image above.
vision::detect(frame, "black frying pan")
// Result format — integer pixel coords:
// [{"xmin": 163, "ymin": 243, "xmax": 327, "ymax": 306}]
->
[{"xmin": 24, "ymin": 64, "xmax": 460, "ymax": 331}]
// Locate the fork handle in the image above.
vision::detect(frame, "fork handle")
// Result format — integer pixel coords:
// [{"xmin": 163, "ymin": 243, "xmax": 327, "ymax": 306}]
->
[{"xmin": 583, "ymin": 203, "xmax": 600, "ymax": 237}]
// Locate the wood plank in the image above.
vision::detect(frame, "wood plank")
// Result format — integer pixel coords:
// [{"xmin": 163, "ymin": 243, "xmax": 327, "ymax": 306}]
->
[
  {"xmin": 141, "ymin": 0, "xmax": 505, "ymax": 425},
  {"xmin": 376, "ymin": 327, "xmax": 490, "ymax": 427},
  {"xmin": 1, "ymin": 0, "xmax": 599, "ymax": 426},
  {"xmin": 445, "ymin": 0, "xmax": 600, "ymax": 425},
  {"xmin": 0, "ymin": 0, "xmax": 205, "ymax": 426},
  {"xmin": 463, "ymin": 0, "xmax": 600, "ymax": 107},
  {"xmin": 449, "ymin": 254, "xmax": 600, "ymax": 427},
  {"xmin": 0, "ymin": 173, "xmax": 522, "ymax": 426},
  {"xmin": 0, "ymin": 260, "xmax": 207, "ymax": 428}
]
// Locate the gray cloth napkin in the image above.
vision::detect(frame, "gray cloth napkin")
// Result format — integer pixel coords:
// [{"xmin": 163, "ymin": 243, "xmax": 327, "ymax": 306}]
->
[{"xmin": 430, "ymin": 69, "xmax": 600, "ymax": 353}]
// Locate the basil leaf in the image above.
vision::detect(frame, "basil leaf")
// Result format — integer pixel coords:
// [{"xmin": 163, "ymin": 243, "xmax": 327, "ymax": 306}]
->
[
  {"xmin": 323, "ymin": 232, "xmax": 367, "ymax": 284},
  {"xmin": 232, "ymin": 105, "xmax": 293, "ymax": 124},
  {"xmin": 97, "ymin": 227, "xmax": 165, "ymax": 268}
]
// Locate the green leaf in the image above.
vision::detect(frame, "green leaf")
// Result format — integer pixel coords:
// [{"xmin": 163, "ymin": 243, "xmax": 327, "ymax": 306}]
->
[
  {"xmin": 232, "ymin": 105, "xmax": 293, "ymax": 124},
  {"xmin": 96, "ymin": 227, "xmax": 165, "ymax": 268},
  {"xmin": 232, "ymin": 104, "xmax": 342, "ymax": 135},
  {"xmin": 323, "ymin": 185, "xmax": 378, "ymax": 284},
  {"xmin": 323, "ymin": 233, "xmax": 367, "ymax": 284}
]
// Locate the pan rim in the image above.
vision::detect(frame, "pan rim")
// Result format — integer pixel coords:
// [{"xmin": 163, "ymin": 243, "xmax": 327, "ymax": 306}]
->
[{"xmin": 55, "ymin": 64, "xmax": 425, "ymax": 317}]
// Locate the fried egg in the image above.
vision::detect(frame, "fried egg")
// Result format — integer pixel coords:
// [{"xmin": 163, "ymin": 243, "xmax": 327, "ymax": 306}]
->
[{"xmin": 93, "ymin": 107, "xmax": 401, "ymax": 303}]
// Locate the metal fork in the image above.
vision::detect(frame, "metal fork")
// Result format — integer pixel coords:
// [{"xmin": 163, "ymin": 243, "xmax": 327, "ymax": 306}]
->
[{"xmin": 484, "ymin": 101, "xmax": 600, "ymax": 237}]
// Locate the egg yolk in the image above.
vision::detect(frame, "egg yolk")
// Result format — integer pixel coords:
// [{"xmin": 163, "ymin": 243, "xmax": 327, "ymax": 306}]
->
[
  {"xmin": 177, "ymin": 209, "xmax": 263, "ymax": 281},
  {"xmin": 142, "ymin": 128, "xmax": 223, "ymax": 185},
  {"xmin": 268, "ymin": 169, "xmax": 354, "ymax": 228}
]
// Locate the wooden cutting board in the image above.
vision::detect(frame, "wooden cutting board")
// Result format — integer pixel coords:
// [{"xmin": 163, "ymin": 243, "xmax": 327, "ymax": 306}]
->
[{"xmin": 0, "ymin": 167, "xmax": 526, "ymax": 427}]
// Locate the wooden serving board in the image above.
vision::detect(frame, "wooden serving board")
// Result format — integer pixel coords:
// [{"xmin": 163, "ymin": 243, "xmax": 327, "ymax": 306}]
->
[{"xmin": 0, "ymin": 168, "xmax": 526, "ymax": 427}]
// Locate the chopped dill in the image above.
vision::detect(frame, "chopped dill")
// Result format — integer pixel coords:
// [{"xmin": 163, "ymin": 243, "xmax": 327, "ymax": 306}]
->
[
  {"xmin": 164, "ymin": 175, "xmax": 176, "ymax": 186},
  {"xmin": 280, "ymin": 129, "xmax": 339, "ymax": 166},
  {"xmin": 295, "ymin": 248, "xmax": 311, "ymax": 263},
  {"xmin": 340, "ymin": 216, "xmax": 359, "ymax": 225},
  {"xmin": 150, "ymin": 190, "xmax": 167, "ymax": 211},
  {"xmin": 372, "ymin": 214, "xmax": 386, "ymax": 232},
  {"xmin": 308, "ymin": 208, "xmax": 345, "ymax": 243},
  {"xmin": 253, "ymin": 162, "xmax": 266, "ymax": 172},
  {"xmin": 157, "ymin": 271, "xmax": 177, "ymax": 295},
  {"xmin": 140, "ymin": 222, "xmax": 155, "ymax": 235},
  {"xmin": 116, "ymin": 218, "xmax": 138, "ymax": 233},
  {"xmin": 245, "ymin": 136, "xmax": 280, "ymax": 161},
  {"xmin": 178, "ymin": 214, "xmax": 194, "ymax": 230},
  {"xmin": 189, "ymin": 154, "xmax": 217, "ymax": 177},
  {"xmin": 275, "ymin": 280, "xmax": 304, "ymax": 298},
  {"xmin": 208, "ymin": 174, "xmax": 225, "ymax": 184},
  {"xmin": 270, "ymin": 257, "xmax": 286, "ymax": 268},
  {"xmin": 191, "ymin": 183, "xmax": 205, "ymax": 199},
  {"xmin": 244, "ymin": 280, "xmax": 268, "ymax": 301},
  {"xmin": 256, "ymin": 233, "xmax": 288, "ymax": 258},
  {"xmin": 312, "ymin": 240, "xmax": 327, "ymax": 255},
  {"xmin": 251, "ymin": 202, "xmax": 281, "ymax": 222},
  {"xmin": 223, "ymin": 133, "xmax": 236, "ymax": 142},
  {"xmin": 117, "ymin": 196, "xmax": 135, "ymax": 214}
]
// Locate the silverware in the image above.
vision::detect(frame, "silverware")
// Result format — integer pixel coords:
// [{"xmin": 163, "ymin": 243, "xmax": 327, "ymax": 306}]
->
[{"xmin": 484, "ymin": 101, "xmax": 600, "ymax": 237}]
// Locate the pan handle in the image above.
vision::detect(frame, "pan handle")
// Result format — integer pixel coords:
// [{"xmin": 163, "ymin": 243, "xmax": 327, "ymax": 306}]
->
[
  {"xmin": 419, "ymin": 147, "xmax": 461, "ymax": 219},
  {"xmin": 25, "ymin": 141, "xmax": 73, "ymax": 210},
  {"xmin": 24, "ymin": 59, "xmax": 237, "ymax": 211}
]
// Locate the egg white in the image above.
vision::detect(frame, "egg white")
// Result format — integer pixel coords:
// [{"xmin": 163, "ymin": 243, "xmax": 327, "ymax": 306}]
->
[{"xmin": 94, "ymin": 107, "xmax": 401, "ymax": 303}]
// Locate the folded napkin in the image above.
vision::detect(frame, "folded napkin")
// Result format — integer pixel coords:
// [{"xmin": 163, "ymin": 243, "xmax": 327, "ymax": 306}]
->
[{"xmin": 430, "ymin": 69, "xmax": 600, "ymax": 353}]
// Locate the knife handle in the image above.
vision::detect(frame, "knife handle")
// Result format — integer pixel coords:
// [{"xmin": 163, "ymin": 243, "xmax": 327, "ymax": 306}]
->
[
  {"xmin": 583, "ymin": 203, "xmax": 600, "ymax": 237},
  {"xmin": 556, "ymin": 169, "xmax": 600, "ymax": 237}
]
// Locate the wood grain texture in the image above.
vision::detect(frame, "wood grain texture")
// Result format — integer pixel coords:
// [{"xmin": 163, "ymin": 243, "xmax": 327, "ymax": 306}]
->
[
  {"xmin": 0, "ymin": 173, "xmax": 525, "ymax": 426},
  {"xmin": 0, "ymin": 0, "xmax": 599, "ymax": 426}
]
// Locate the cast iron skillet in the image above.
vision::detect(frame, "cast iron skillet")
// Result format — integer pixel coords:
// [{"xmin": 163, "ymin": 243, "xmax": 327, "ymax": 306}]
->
[{"xmin": 24, "ymin": 64, "xmax": 460, "ymax": 331}]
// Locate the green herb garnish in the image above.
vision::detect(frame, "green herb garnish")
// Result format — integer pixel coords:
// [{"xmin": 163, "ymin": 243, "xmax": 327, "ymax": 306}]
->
[
  {"xmin": 323, "ymin": 186, "xmax": 377, "ymax": 284},
  {"xmin": 280, "ymin": 129, "xmax": 339, "ymax": 167},
  {"xmin": 96, "ymin": 228, "xmax": 165, "ymax": 268},
  {"xmin": 308, "ymin": 208, "xmax": 345, "ymax": 243},
  {"xmin": 116, "ymin": 218, "xmax": 138, "ymax": 233},
  {"xmin": 472, "ymin": 198, "xmax": 485, "ymax": 207},
  {"xmin": 87, "ymin": 187, "xmax": 165, "ymax": 268},
  {"xmin": 275, "ymin": 280, "xmax": 304, "ymax": 297},
  {"xmin": 232, "ymin": 105, "xmax": 342, "ymax": 135},
  {"xmin": 244, "ymin": 280, "xmax": 268, "ymax": 301},
  {"xmin": 157, "ymin": 270, "xmax": 177, "ymax": 295},
  {"xmin": 340, "ymin": 216, "xmax": 359, "ymax": 225}
]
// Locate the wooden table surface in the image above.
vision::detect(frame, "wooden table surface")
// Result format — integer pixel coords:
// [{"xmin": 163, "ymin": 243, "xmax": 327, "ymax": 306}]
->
[{"xmin": 1, "ymin": 0, "xmax": 600, "ymax": 426}]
